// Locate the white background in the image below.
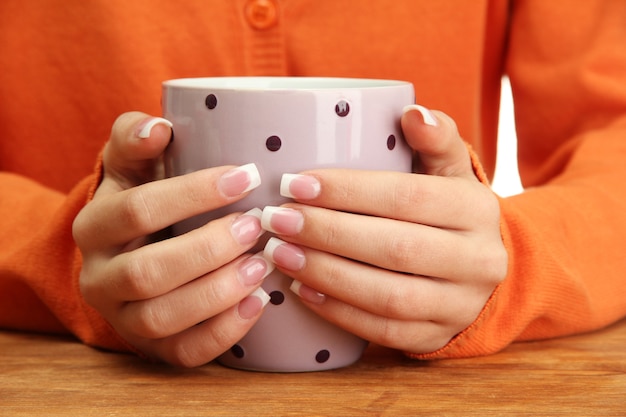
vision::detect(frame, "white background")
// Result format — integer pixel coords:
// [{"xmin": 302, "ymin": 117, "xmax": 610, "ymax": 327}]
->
[{"xmin": 491, "ymin": 77, "xmax": 523, "ymax": 197}]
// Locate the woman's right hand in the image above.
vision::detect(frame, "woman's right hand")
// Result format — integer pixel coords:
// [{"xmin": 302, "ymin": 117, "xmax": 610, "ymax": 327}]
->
[{"xmin": 72, "ymin": 112, "xmax": 272, "ymax": 367}]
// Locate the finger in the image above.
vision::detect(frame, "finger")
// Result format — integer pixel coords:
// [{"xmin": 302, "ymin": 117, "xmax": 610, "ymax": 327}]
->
[
  {"xmin": 145, "ymin": 288, "xmax": 270, "ymax": 367},
  {"xmin": 288, "ymin": 280, "xmax": 453, "ymax": 354},
  {"xmin": 101, "ymin": 112, "xmax": 174, "ymax": 190},
  {"xmin": 401, "ymin": 105, "xmax": 475, "ymax": 179},
  {"xmin": 262, "ymin": 206, "xmax": 497, "ymax": 281},
  {"xmin": 279, "ymin": 169, "xmax": 493, "ymax": 229},
  {"xmin": 269, "ymin": 246, "xmax": 484, "ymax": 354},
  {"xmin": 262, "ymin": 236, "xmax": 489, "ymax": 353},
  {"xmin": 94, "ymin": 210, "xmax": 266, "ymax": 302},
  {"xmin": 73, "ymin": 163, "xmax": 262, "ymax": 250},
  {"xmin": 283, "ymin": 246, "xmax": 450, "ymax": 320},
  {"xmin": 287, "ymin": 246, "xmax": 489, "ymax": 324},
  {"xmin": 265, "ymin": 233, "xmax": 493, "ymax": 317},
  {"xmin": 117, "ymin": 253, "xmax": 274, "ymax": 339}
]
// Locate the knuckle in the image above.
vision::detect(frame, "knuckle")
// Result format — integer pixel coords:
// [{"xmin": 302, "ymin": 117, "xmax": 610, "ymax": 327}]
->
[
  {"xmin": 207, "ymin": 326, "xmax": 237, "ymax": 358},
  {"xmin": 467, "ymin": 191, "xmax": 508, "ymax": 285},
  {"xmin": 485, "ymin": 189, "xmax": 501, "ymax": 213},
  {"xmin": 389, "ymin": 180, "xmax": 427, "ymax": 216},
  {"xmin": 408, "ymin": 326, "xmax": 455, "ymax": 355},
  {"xmin": 468, "ymin": 233, "xmax": 508, "ymax": 286},
  {"xmin": 200, "ymin": 276, "xmax": 230, "ymax": 309},
  {"xmin": 165, "ymin": 341, "xmax": 205, "ymax": 368},
  {"xmin": 78, "ymin": 268, "xmax": 99, "ymax": 306},
  {"xmin": 380, "ymin": 282, "xmax": 415, "ymax": 319},
  {"xmin": 474, "ymin": 187, "xmax": 501, "ymax": 224},
  {"xmin": 166, "ymin": 327, "xmax": 234, "ymax": 368},
  {"xmin": 71, "ymin": 214, "xmax": 85, "ymax": 245},
  {"xmin": 119, "ymin": 189, "xmax": 158, "ymax": 235},
  {"xmin": 178, "ymin": 226, "xmax": 231, "ymax": 275},
  {"xmin": 422, "ymin": 332, "xmax": 454, "ymax": 353},
  {"xmin": 115, "ymin": 253, "xmax": 159, "ymax": 299},
  {"xmin": 323, "ymin": 257, "xmax": 349, "ymax": 286},
  {"xmin": 385, "ymin": 236, "xmax": 419, "ymax": 270},
  {"xmin": 375, "ymin": 319, "xmax": 404, "ymax": 348},
  {"xmin": 130, "ymin": 303, "xmax": 170, "ymax": 339},
  {"xmin": 478, "ymin": 243, "xmax": 508, "ymax": 285},
  {"xmin": 72, "ymin": 207, "xmax": 93, "ymax": 249},
  {"xmin": 196, "ymin": 231, "xmax": 226, "ymax": 265},
  {"xmin": 320, "ymin": 216, "xmax": 343, "ymax": 249}
]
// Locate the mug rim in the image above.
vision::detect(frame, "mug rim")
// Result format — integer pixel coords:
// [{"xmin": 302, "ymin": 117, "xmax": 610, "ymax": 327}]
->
[{"xmin": 162, "ymin": 76, "xmax": 411, "ymax": 91}]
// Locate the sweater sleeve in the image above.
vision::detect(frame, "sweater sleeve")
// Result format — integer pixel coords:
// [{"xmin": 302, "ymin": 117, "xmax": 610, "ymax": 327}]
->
[
  {"xmin": 412, "ymin": 0, "xmax": 626, "ymax": 359},
  {"xmin": 0, "ymin": 157, "xmax": 133, "ymax": 352}
]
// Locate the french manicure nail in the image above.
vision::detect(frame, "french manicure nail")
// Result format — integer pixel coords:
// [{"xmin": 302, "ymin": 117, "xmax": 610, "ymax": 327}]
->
[
  {"xmin": 238, "ymin": 287, "xmax": 271, "ymax": 320},
  {"xmin": 290, "ymin": 280, "xmax": 326, "ymax": 305},
  {"xmin": 231, "ymin": 208, "xmax": 264, "ymax": 245},
  {"xmin": 219, "ymin": 163, "xmax": 262, "ymax": 197},
  {"xmin": 263, "ymin": 237, "xmax": 306, "ymax": 271},
  {"xmin": 403, "ymin": 104, "xmax": 438, "ymax": 127},
  {"xmin": 137, "ymin": 117, "xmax": 173, "ymax": 139},
  {"xmin": 237, "ymin": 252, "xmax": 275, "ymax": 286},
  {"xmin": 261, "ymin": 206, "xmax": 304, "ymax": 235},
  {"xmin": 280, "ymin": 174, "xmax": 321, "ymax": 200}
]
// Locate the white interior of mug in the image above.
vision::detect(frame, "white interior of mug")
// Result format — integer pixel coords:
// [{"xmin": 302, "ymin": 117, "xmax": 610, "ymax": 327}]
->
[{"xmin": 163, "ymin": 76, "xmax": 409, "ymax": 90}]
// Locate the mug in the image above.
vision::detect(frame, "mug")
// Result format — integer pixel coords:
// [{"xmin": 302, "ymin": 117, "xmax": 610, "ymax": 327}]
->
[{"xmin": 162, "ymin": 77, "xmax": 414, "ymax": 372}]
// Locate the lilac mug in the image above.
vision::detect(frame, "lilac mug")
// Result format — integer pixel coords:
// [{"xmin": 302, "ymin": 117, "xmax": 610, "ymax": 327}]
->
[{"xmin": 163, "ymin": 77, "xmax": 414, "ymax": 372}]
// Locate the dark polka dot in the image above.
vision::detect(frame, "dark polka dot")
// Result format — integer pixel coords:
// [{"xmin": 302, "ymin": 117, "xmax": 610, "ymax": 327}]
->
[
  {"xmin": 269, "ymin": 290, "xmax": 285, "ymax": 305},
  {"xmin": 387, "ymin": 134, "xmax": 396, "ymax": 150},
  {"xmin": 266, "ymin": 135, "xmax": 282, "ymax": 151},
  {"xmin": 205, "ymin": 94, "xmax": 217, "ymax": 109},
  {"xmin": 315, "ymin": 349, "xmax": 330, "ymax": 363},
  {"xmin": 335, "ymin": 100, "xmax": 350, "ymax": 117},
  {"xmin": 231, "ymin": 344, "xmax": 245, "ymax": 358}
]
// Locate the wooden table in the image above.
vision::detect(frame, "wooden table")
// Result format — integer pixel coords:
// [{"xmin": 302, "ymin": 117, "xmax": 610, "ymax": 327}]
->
[{"xmin": 2, "ymin": 319, "xmax": 625, "ymax": 416}]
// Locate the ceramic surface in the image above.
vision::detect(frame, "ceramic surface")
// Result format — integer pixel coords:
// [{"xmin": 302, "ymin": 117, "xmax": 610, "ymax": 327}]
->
[{"xmin": 163, "ymin": 77, "xmax": 414, "ymax": 372}]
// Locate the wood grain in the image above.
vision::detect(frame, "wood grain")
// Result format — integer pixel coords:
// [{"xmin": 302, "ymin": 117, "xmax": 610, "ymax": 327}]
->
[{"xmin": 2, "ymin": 319, "xmax": 625, "ymax": 416}]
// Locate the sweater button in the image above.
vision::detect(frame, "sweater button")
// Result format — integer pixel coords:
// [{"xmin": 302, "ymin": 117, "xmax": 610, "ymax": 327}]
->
[{"xmin": 245, "ymin": 0, "xmax": 279, "ymax": 30}]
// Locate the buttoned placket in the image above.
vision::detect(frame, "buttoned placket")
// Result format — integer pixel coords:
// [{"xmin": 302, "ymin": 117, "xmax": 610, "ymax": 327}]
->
[{"xmin": 239, "ymin": 0, "xmax": 288, "ymax": 75}]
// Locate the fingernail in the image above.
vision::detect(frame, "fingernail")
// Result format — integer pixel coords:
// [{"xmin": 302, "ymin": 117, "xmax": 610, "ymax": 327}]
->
[
  {"xmin": 137, "ymin": 117, "xmax": 173, "ymax": 139},
  {"xmin": 403, "ymin": 104, "xmax": 438, "ymax": 127},
  {"xmin": 261, "ymin": 206, "xmax": 304, "ymax": 235},
  {"xmin": 219, "ymin": 163, "xmax": 262, "ymax": 197},
  {"xmin": 231, "ymin": 208, "xmax": 264, "ymax": 245},
  {"xmin": 238, "ymin": 252, "xmax": 275, "ymax": 286},
  {"xmin": 280, "ymin": 174, "xmax": 321, "ymax": 200},
  {"xmin": 238, "ymin": 287, "xmax": 271, "ymax": 320},
  {"xmin": 290, "ymin": 280, "xmax": 326, "ymax": 305},
  {"xmin": 263, "ymin": 237, "xmax": 306, "ymax": 271}
]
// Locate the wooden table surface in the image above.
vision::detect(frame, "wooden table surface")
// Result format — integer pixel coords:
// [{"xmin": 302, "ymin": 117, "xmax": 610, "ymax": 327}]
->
[{"xmin": 2, "ymin": 319, "xmax": 625, "ymax": 416}]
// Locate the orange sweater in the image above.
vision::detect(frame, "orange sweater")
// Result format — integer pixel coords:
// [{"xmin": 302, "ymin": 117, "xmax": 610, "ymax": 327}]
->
[{"xmin": 1, "ymin": 0, "xmax": 625, "ymax": 359}]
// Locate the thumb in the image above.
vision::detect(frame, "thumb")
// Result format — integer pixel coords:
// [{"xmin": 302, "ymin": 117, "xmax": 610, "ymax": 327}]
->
[
  {"xmin": 100, "ymin": 112, "xmax": 173, "ymax": 193},
  {"xmin": 401, "ymin": 105, "xmax": 475, "ymax": 180}
]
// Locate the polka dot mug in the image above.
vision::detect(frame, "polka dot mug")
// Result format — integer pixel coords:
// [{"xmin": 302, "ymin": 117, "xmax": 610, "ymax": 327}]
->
[{"xmin": 163, "ymin": 77, "xmax": 414, "ymax": 372}]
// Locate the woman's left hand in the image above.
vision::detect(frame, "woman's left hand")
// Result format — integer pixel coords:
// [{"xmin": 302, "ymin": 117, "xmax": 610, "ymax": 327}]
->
[{"xmin": 260, "ymin": 106, "xmax": 508, "ymax": 354}]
